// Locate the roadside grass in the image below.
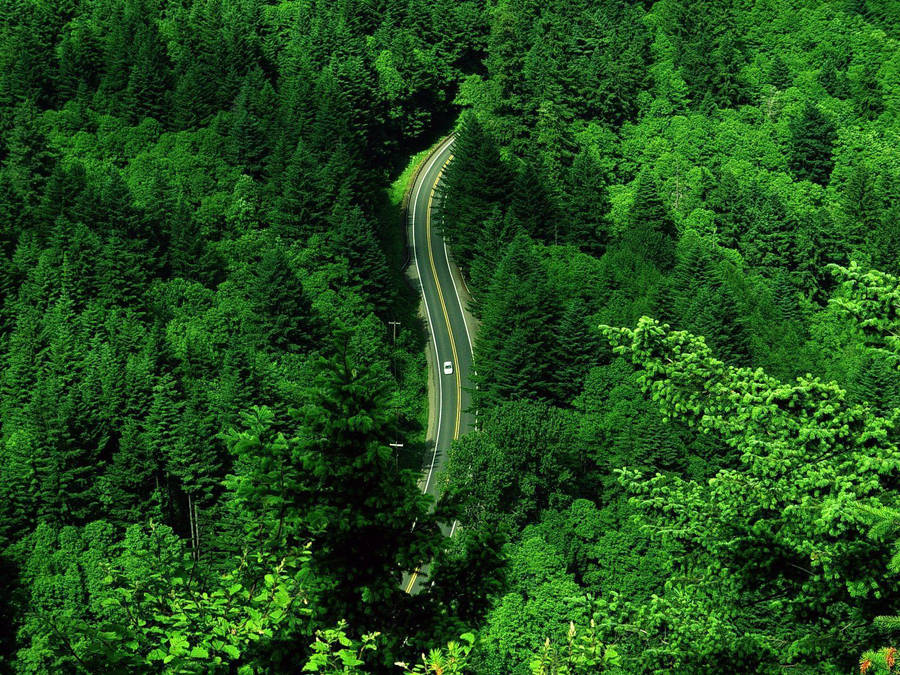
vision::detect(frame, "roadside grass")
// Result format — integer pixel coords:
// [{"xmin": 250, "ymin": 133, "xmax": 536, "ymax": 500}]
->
[{"xmin": 388, "ymin": 141, "xmax": 441, "ymax": 207}]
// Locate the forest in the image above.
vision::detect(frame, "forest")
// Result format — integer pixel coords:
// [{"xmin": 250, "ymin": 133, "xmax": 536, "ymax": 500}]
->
[{"xmin": 2, "ymin": 0, "xmax": 900, "ymax": 672}]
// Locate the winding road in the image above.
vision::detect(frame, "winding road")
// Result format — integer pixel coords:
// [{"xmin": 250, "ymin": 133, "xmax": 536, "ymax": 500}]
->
[{"xmin": 402, "ymin": 135, "xmax": 476, "ymax": 594}]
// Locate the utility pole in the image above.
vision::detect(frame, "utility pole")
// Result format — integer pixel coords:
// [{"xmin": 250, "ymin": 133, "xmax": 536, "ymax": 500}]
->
[
  {"xmin": 388, "ymin": 320, "xmax": 400, "ymax": 343},
  {"xmin": 388, "ymin": 321, "xmax": 400, "ymax": 380},
  {"xmin": 389, "ymin": 442, "xmax": 404, "ymax": 471}
]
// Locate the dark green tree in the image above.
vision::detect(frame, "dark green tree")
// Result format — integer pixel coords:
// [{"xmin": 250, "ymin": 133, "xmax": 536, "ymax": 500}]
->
[
  {"xmin": 565, "ymin": 148, "xmax": 610, "ymax": 252},
  {"xmin": 622, "ymin": 170, "xmax": 676, "ymax": 271},
  {"xmin": 788, "ymin": 101, "xmax": 837, "ymax": 186}
]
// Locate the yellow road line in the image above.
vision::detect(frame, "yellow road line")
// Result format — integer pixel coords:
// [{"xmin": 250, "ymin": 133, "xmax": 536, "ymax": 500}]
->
[
  {"xmin": 406, "ymin": 152, "xmax": 457, "ymax": 595},
  {"xmin": 405, "ymin": 566, "xmax": 421, "ymax": 593},
  {"xmin": 426, "ymin": 155, "xmax": 461, "ymax": 440}
]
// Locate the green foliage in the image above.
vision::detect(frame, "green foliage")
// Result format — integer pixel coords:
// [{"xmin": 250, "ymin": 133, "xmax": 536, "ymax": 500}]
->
[
  {"xmin": 529, "ymin": 621, "xmax": 621, "ymax": 675},
  {"xmin": 599, "ymin": 316, "xmax": 900, "ymax": 669},
  {"xmin": 398, "ymin": 632, "xmax": 475, "ymax": 674},
  {"xmin": 18, "ymin": 521, "xmax": 307, "ymax": 673},
  {"xmin": 622, "ymin": 170, "xmax": 676, "ymax": 271},
  {"xmin": 789, "ymin": 101, "xmax": 837, "ymax": 186},
  {"xmin": 829, "ymin": 262, "xmax": 900, "ymax": 365},
  {"xmin": 302, "ymin": 622, "xmax": 379, "ymax": 673},
  {"xmin": 859, "ymin": 647, "xmax": 900, "ymax": 675},
  {"xmin": 0, "ymin": 0, "xmax": 480, "ymax": 667},
  {"xmin": 5, "ymin": 0, "xmax": 900, "ymax": 672}
]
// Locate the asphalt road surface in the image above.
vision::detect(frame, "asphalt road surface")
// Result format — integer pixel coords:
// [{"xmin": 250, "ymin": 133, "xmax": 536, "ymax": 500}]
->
[{"xmin": 403, "ymin": 135, "xmax": 475, "ymax": 594}]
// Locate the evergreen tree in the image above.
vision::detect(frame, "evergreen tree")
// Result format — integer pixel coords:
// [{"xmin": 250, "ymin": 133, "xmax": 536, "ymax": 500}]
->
[
  {"xmin": 788, "ymin": 101, "xmax": 837, "ymax": 186},
  {"xmin": 126, "ymin": 22, "xmax": 173, "ymax": 125},
  {"xmin": 768, "ymin": 54, "xmax": 792, "ymax": 89},
  {"xmin": 550, "ymin": 297, "xmax": 599, "ymax": 403},
  {"xmin": 507, "ymin": 160, "xmax": 558, "ymax": 244},
  {"xmin": 141, "ymin": 373, "xmax": 183, "ymax": 521},
  {"xmin": 565, "ymin": 148, "xmax": 610, "ymax": 252},
  {"xmin": 474, "ymin": 235, "xmax": 560, "ymax": 407},
  {"xmin": 667, "ymin": 0, "xmax": 749, "ymax": 110},
  {"xmin": 843, "ymin": 162, "xmax": 881, "ymax": 249},
  {"xmin": 252, "ymin": 245, "xmax": 315, "ymax": 352},
  {"xmin": 226, "ymin": 358, "xmax": 445, "ymax": 642},
  {"xmin": 439, "ymin": 113, "xmax": 512, "ymax": 266},
  {"xmin": 228, "ymin": 68, "xmax": 277, "ymax": 177},
  {"xmin": 276, "ymin": 139, "xmax": 323, "ymax": 239},
  {"xmin": 328, "ymin": 201, "xmax": 393, "ymax": 311},
  {"xmin": 868, "ymin": 204, "xmax": 900, "ymax": 275},
  {"xmin": 623, "ymin": 170, "xmax": 676, "ymax": 271},
  {"xmin": 819, "ymin": 52, "xmax": 851, "ymax": 98},
  {"xmin": 468, "ymin": 205, "xmax": 518, "ymax": 302}
]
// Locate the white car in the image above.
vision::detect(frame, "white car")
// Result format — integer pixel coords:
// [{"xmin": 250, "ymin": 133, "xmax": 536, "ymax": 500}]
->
[{"xmin": 443, "ymin": 361, "xmax": 453, "ymax": 375}]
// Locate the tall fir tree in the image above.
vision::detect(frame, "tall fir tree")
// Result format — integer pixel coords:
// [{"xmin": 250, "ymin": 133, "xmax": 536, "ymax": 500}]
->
[
  {"xmin": 788, "ymin": 101, "xmax": 837, "ymax": 186},
  {"xmin": 623, "ymin": 169, "xmax": 677, "ymax": 271}
]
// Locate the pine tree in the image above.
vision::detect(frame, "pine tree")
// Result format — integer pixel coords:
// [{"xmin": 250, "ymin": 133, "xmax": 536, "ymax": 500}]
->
[
  {"xmin": 474, "ymin": 235, "xmax": 560, "ymax": 407},
  {"xmin": 252, "ymin": 245, "xmax": 315, "ymax": 352},
  {"xmin": 328, "ymin": 201, "xmax": 393, "ymax": 311},
  {"xmin": 142, "ymin": 373, "xmax": 184, "ymax": 522},
  {"xmin": 225, "ymin": 359, "xmax": 445, "ymax": 642},
  {"xmin": 843, "ymin": 163, "xmax": 881, "ymax": 249},
  {"xmin": 551, "ymin": 298, "xmax": 599, "ymax": 403},
  {"xmin": 172, "ymin": 63, "xmax": 215, "ymax": 129},
  {"xmin": 768, "ymin": 54, "xmax": 792, "ymax": 89},
  {"xmin": 126, "ymin": 22, "xmax": 173, "ymax": 125},
  {"xmin": 623, "ymin": 169, "xmax": 677, "ymax": 271},
  {"xmin": 5, "ymin": 103, "xmax": 59, "ymax": 220},
  {"xmin": 483, "ymin": 0, "xmax": 533, "ymax": 151},
  {"xmin": 35, "ymin": 161, "xmax": 87, "ymax": 231},
  {"xmin": 770, "ymin": 267, "xmax": 801, "ymax": 325},
  {"xmin": 851, "ymin": 58, "xmax": 884, "ymax": 121},
  {"xmin": 228, "ymin": 68, "xmax": 277, "ymax": 177},
  {"xmin": 276, "ymin": 139, "xmax": 323, "ymax": 239},
  {"xmin": 439, "ymin": 113, "xmax": 512, "ymax": 267},
  {"xmin": 818, "ymin": 53, "xmax": 850, "ymax": 98},
  {"xmin": 507, "ymin": 160, "xmax": 558, "ymax": 244},
  {"xmin": 468, "ymin": 205, "xmax": 517, "ymax": 301},
  {"xmin": 565, "ymin": 148, "xmax": 610, "ymax": 252},
  {"xmin": 788, "ymin": 101, "xmax": 837, "ymax": 186},
  {"xmin": 57, "ymin": 18, "xmax": 103, "ymax": 101},
  {"xmin": 668, "ymin": 0, "xmax": 749, "ymax": 110},
  {"xmin": 848, "ymin": 352, "xmax": 900, "ymax": 415}
]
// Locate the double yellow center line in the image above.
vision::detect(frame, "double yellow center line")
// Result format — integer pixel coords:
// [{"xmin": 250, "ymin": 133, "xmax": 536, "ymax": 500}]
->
[{"xmin": 404, "ymin": 153, "xmax": 457, "ymax": 595}]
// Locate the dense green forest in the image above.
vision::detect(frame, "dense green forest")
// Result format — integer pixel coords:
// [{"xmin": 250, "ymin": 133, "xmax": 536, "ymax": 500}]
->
[{"xmin": 4, "ymin": 0, "xmax": 900, "ymax": 672}]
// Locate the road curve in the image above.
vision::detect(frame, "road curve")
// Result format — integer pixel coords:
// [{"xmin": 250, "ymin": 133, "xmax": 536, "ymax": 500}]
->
[{"xmin": 403, "ymin": 136, "xmax": 476, "ymax": 593}]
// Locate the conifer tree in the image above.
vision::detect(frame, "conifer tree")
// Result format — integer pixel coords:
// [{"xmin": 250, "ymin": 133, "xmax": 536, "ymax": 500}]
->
[
  {"xmin": 507, "ymin": 160, "xmax": 559, "ymax": 244},
  {"xmin": 328, "ymin": 201, "xmax": 393, "ymax": 311},
  {"xmin": 768, "ymin": 54, "xmax": 792, "ymax": 89},
  {"xmin": 551, "ymin": 298, "xmax": 599, "ymax": 403},
  {"xmin": 565, "ymin": 148, "xmax": 610, "ymax": 252},
  {"xmin": 788, "ymin": 101, "xmax": 837, "ymax": 186},
  {"xmin": 252, "ymin": 245, "xmax": 315, "ymax": 352},
  {"xmin": 439, "ymin": 113, "xmax": 512, "ymax": 266},
  {"xmin": 868, "ymin": 203, "xmax": 900, "ymax": 275},
  {"xmin": 126, "ymin": 22, "xmax": 173, "ymax": 125},
  {"xmin": 226, "ymin": 356, "xmax": 444, "ymax": 640},
  {"xmin": 844, "ymin": 162, "xmax": 881, "ymax": 249},
  {"xmin": 276, "ymin": 139, "xmax": 322, "ymax": 239},
  {"xmin": 141, "ymin": 373, "xmax": 183, "ymax": 520},
  {"xmin": 228, "ymin": 68, "xmax": 277, "ymax": 177},
  {"xmin": 474, "ymin": 235, "xmax": 560, "ymax": 407},
  {"xmin": 468, "ymin": 205, "xmax": 517, "ymax": 302},
  {"xmin": 623, "ymin": 169, "xmax": 676, "ymax": 271}
]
